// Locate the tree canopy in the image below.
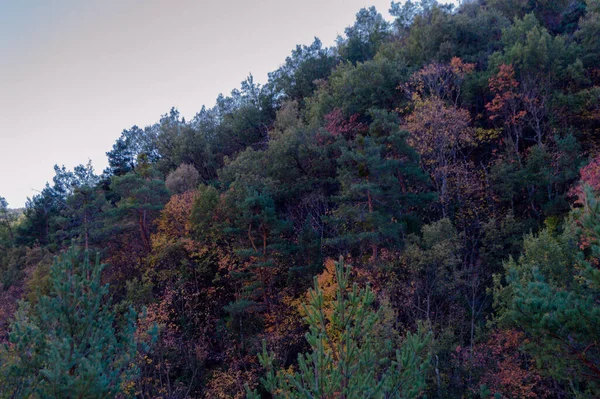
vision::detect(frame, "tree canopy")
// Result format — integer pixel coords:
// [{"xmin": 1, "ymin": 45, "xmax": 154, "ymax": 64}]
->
[{"xmin": 2, "ymin": 1, "xmax": 600, "ymax": 397}]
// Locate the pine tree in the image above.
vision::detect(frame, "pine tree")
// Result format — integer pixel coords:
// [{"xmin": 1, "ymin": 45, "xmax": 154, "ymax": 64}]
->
[
  {"xmin": 109, "ymin": 157, "xmax": 170, "ymax": 252},
  {"xmin": 495, "ymin": 186, "xmax": 600, "ymax": 395},
  {"xmin": 2, "ymin": 248, "xmax": 138, "ymax": 398},
  {"xmin": 248, "ymin": 257, "xmax": 431, "ymax": 399},
  {"xmin": 0, "ymin": 196, "xmax": 16, "ymax": 243},
  {"xmin": 330, "ymin": 110, "xmax": 430, "ymax": 260},
  {"xmin": 224, "ymin": 186, "xmax": 297, "ymax": 301}
]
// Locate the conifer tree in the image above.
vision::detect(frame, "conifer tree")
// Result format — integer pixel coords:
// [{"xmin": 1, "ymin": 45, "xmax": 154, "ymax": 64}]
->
[
  {"xmin": 495, "ymin": 187, "xmax": 600, "ymax": 395},
  {"xmin": 109, "ymin": 156, "xmax": 170, "ymax": 252},
  {"xmin": 249, "ymin": 257, "xmax": 431, "ymax": 399},
  {"xmin": 0, "ymin": 196, "xmax": 16, "ymax": 243},
  {"xmin": 330, "ymin": 110, "xmax": 429, "ymax": 260},
  {"xmin": 2, "ymin": 248, "xmax": 138, "ymax": 398}
]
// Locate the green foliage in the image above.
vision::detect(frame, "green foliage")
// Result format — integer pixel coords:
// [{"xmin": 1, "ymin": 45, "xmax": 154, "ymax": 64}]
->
[
  {"xmin": 105, "ymin": 125, "xmax": 159, "ymax": 177},
  {"xmin": 329, "ymin": 118, "xmax": 428, "ymax": 259},
  {"xmin": 224, "ymin": 186, "xmax": 296, "ymax": 277},
  {"xmin": 0, "ymin": 196, "xmax": 20, "ymax": 247},
  {"xmin": 490, "ymin": 13, "xmax": 577, "ymax": 81},
  {"xmin": 6, "ymin": 0, "xmax": 600, "ymax": 396},
  {"xmin": 447, "ymin": 3, "xmax": 510, "ymax": 65},
  {"xmin": 190, "ymin": 184, "xmax": 221, "ymax": 243},
  {"xmin": 576, "ymin": 0, "xmax": 600, "ymax": 67},
  {"xmin": 487, "ymin": 0, "xmax": 580, "ymax": 33},
  {"xmin": 390, "ymin": 0, "xmax": 424, "ymax": 32},
  {"xmin": 480, "ymin": 213, "xmax": 526, "ymax": 273},
  {"xmin": 54, "ymin": 166, "xmax": 108, "ymax": 251},
  {"xmin": 249, "ymin": 257, "xmax": 431, "ymax": 398},
  {"xmin": 17, "ymin": 162, "xmax": 101, "ymax": 249},
  {"xmin": 109, "ymin": 164, "xmax": 169, "ymax": 251},
  {"xmin": 305, "ymin": 53, "xmax": 409, "ymax": 125},
  {"xmin": 494, "ymin": 190, "xmax": 600, "ymax": 395},
  {"xmin": 268, "ymin": 38, "xmax": 337, "ymax": 103},
  {"xmin": 337, "ymin": 6, "xmax": 390, "ymax": 64},
  {"xmin": 403, "ymin": 219, "xmax": 463, "ymax": 324},
  {"xmin": 404, "ymin": 1, "xmax": 454, "ymax": 65},
  {"xmin": 490, "ymin": 134, "xmax": 583, "ymax": 221},
  {"xmin": 1, "ymin": 248, "xmax": 138, "ymax": 398}
]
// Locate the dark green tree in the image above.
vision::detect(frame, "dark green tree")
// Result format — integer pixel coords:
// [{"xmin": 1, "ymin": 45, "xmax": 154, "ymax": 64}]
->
[
  {"xmin": 2, "ymin": 248, "xmax": 138, "ymax": 398},
  {"xmin": 105, "ymin": 125, "xmax": 159, "ymax": 177},
  {"xmin": 0, "ymin": 196, "xmax": 16, "ymax": 242},
  {"xmin": 109, "ymin": 157, "xmax": 169, "ymax": 252},
  {"xmin": 403, "ymin": 1, "xmax": 454, "ymax": 65},
  {"xmin": 494, "ymin": 188, "xmax": 600, "ymax": 395},
  {"xmin": 50, "ymin": 162, "xmax": 107, "ymax": 252},
  {"xmin": 329, "ymin": 110, "xmax": 429, "ymax": 260},
  {"xmin": 576, "ymin": 0, "xmax": 600, "ymax": 68},
  {"xmin": 337, "ymin": 6, "xmax": 390, "ymax": 64},
  {"xmin": 223, "ymin": 185, "xmax": 296, "ymax": 304},
  {"xmin": 268, "ymin": 38, "xmax": 338, "ymax": 104}
]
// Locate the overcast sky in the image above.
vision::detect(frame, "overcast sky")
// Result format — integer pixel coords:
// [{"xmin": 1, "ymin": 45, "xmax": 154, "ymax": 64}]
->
[{"xmin": 0, "ymin": 0, "xmax": 456, "ymax": 208}]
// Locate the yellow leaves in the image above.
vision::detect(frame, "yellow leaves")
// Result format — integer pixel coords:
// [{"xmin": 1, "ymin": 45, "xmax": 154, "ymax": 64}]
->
[
  {"xmin": 475, "ymin": 127, "xmax": 503, "ymax": 144},
  {"xmin": 120, "ymin": 380, "xmax": 137, "ymax": 397},
  {"xmin": 205, "ymin": 369, "xmax": 259, "ymax": 399},
  {"xmin": 264, "ymin": 294, "xmax": 303, "ymax": 340},
  {"xmin": 305, "ymin": 258, "xmax": 338, "ymax": 318},
  {"xmin": 149, "ymin": 232, "xmax": 170, "ymax": 252},
  {"xmin": 403, "ymin": 97, "xmax": 474, "ymax": 158},
  {"xmin": 155, "ymin": 191, "xmax": 199, "ymax": 239}
]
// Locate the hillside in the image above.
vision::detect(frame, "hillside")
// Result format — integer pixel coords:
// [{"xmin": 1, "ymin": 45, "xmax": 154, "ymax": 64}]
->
[{"xmin": 1, "ymin": 1, "xmax": 600, "ymax": 397}]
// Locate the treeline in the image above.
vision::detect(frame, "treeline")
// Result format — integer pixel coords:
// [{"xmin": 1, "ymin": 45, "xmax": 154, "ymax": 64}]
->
[{"xmin": 1, "ymin": 0, "xmax": 600, "ymax": 397}]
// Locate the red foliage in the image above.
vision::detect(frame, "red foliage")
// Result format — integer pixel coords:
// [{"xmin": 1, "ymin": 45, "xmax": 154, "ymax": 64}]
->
[
  {"xmin": 569, "ymin": 154, "xmax": 600, "ymax": 205},
  {"xmin": 568, "ymin": 154, "xmax": 600, "ymax": 254},
  {"xmin": 324, "ymin": 108, "xmax": 368, "ymax": 141},
  {"xmin": 486, "ymin": 64, "xmax": 527, "ymax": 125},
  {"xmin": 454, "ymin": 329, "xmax": 549, "ymax": 398}
]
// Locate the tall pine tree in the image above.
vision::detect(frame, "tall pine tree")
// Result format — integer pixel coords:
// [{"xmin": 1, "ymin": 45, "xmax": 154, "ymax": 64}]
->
[
  {"xmin": 249, "ymin": 257, "xmax": 431, "ymax": 398},
  {"xmin": 1, "ymin": 248, "xmax": 138, "ymax": 398}
]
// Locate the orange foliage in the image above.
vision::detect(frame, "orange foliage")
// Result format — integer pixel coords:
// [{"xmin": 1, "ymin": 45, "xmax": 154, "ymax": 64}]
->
[
  {"xmin": 486, "ymin": 64, "xmax": 527, "ymax": 125},
  {"xmin": 204, "ymin": 368, "xmax": 259, "ymax": 399},
  {"xmin": 455, "ymin": 329, "xmax": 549, "ymax": 398},
  {"xmin": 262, "ymin": 293, "xmax": 305, "ymax": 367},
  {"xmin": 403, "ymin": 97, "xmax": 474, "ymax": 211},
  {"xmin": 404, "ymin": 97, "xmax": 473, "ymax": 159},
  {"xmin": 155, "ymin": 191, "xmax": 198, "ymax": 240},
  {"xmin": 304, "ymin": 258, "xmax": 338, "ymax": 319}
]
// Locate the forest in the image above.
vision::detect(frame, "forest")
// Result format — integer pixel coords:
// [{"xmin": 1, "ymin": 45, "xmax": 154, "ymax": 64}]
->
[{"xmin": 1, "ymin": 0, "xmax": 600, "ymax": 397}]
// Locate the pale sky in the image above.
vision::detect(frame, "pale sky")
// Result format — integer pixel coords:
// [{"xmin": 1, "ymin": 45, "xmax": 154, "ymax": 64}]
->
[{"xmin": 0, "ymin": 0, "xmax": 457, "ymax": 208}]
